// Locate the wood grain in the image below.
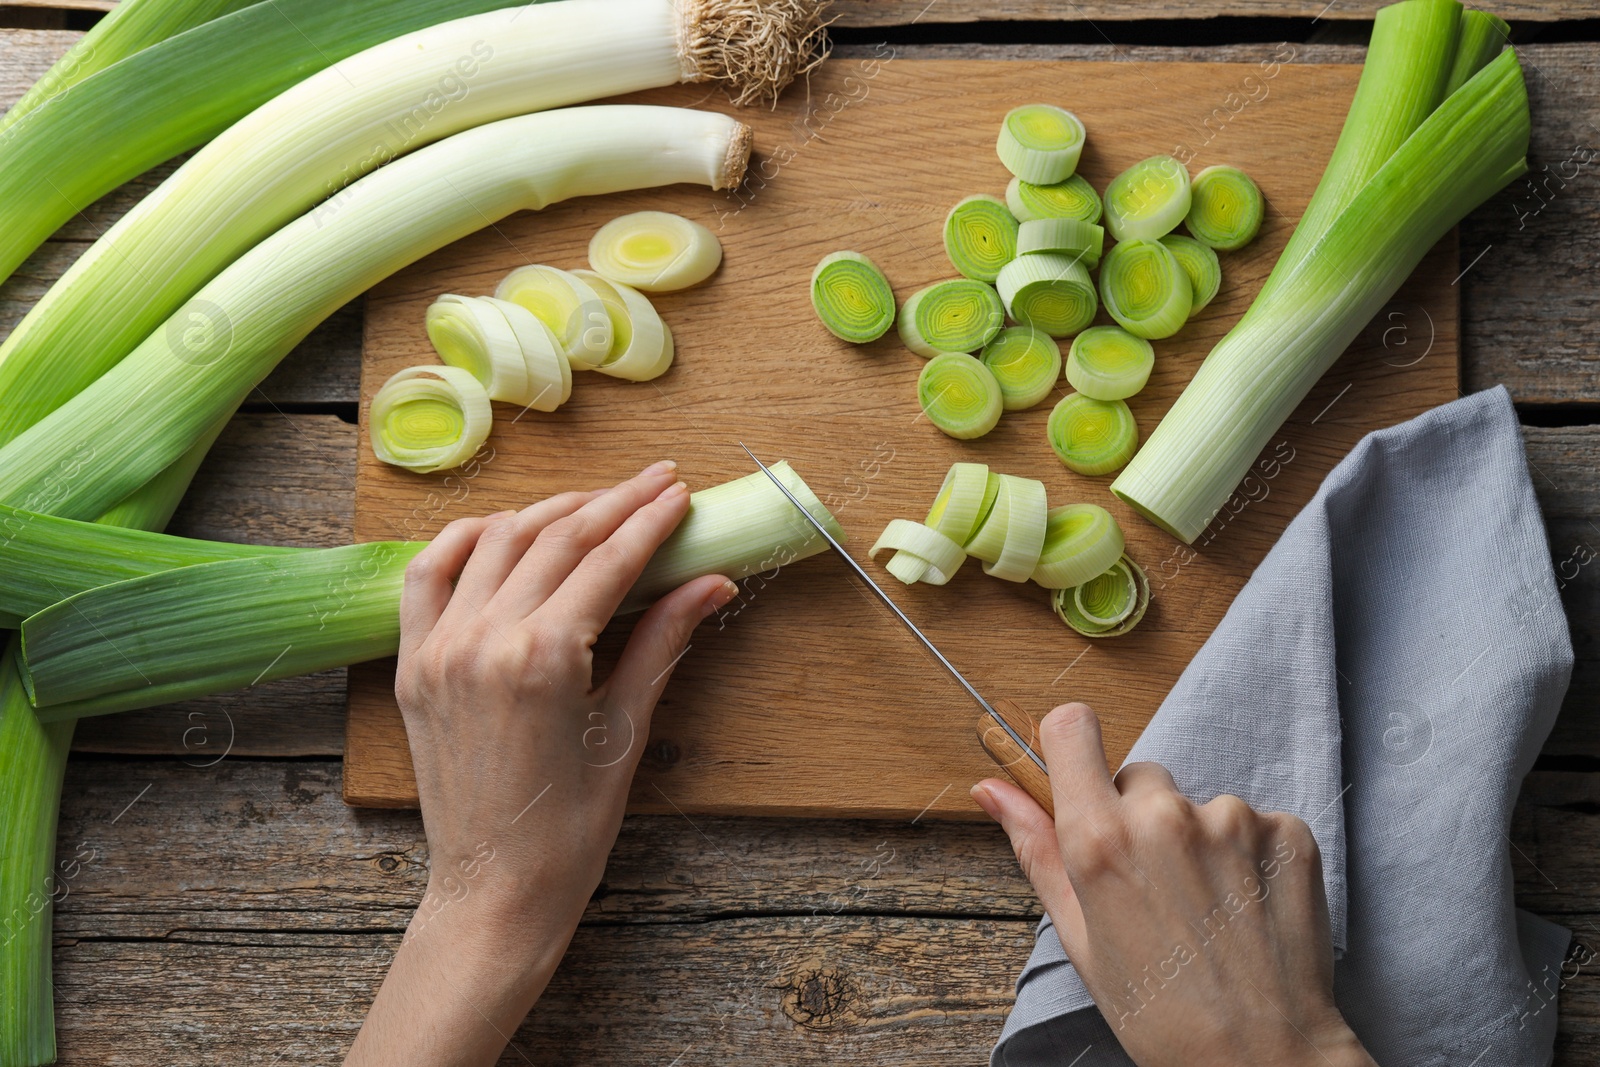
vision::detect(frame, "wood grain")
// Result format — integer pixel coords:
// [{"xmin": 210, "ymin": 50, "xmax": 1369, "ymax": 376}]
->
[{"xmin": 348, "ymin": 59, "xmax": 1459, "ymax": 814}]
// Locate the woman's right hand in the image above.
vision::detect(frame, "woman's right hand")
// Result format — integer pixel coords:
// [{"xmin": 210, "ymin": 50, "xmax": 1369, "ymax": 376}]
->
[{"xmin": 972, "ymin": 702, "xmax": 1374, "ymax": 1067}]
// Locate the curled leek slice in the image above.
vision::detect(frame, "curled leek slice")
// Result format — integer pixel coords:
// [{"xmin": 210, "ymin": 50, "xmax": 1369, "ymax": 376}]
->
[
  {"xmin": 944, "ymin": 195, "xmax": 1020, "ymax": 283},
  {"xmin": 1103, "ymin": 154, "xmax": 1191, "ymax": 242},
  {"xmin": 495, "ymin": 265, "xmax": 613, "ymax": 368},
  {"xmin": 870, "ymin": 519, "xmax": 966, "ymax": 586},
  {"xmin": 569, "ymin": 270, "xmax": 674, "ymax": 383},
  {"xmin": 924, "ymin": 461, "xmax": 992, "ymax": 543},
  {"xmin": 1048, "ymin": 393, "xmax": 1137, "ymax": 476},
  {"xmin": 1098, "ymin": 238, "xmax": 1192, "ymax": 340},
  {"xmin": 1016, "ymin": 217, "xmax": 1105, "ymax": 269},
  {"xmin": 810, "ymin": 251, "xmax": 896, "ymax": 343},
  {"xmin": 1184, "ymin": 165, "xmax": 1264, "ymax": 251},
  {"xmin": 1159, "ymin": 235, "xmax": 1222, "ymax": 315},
  {"xmin": 898, "ymin": 280, "xmax": 1005, "ymax": 357},
  {"xmin": 1031, "ymin": 503, "xmax": 1125, "ymax": 589},
  {"xmin": 482, "ymin": 296, "xmax": 572, "ymax": 411},
  {"xmin": 980, "ymin": 326, "xmax": 1061, "ymax": 411},
  {"xmin": 996, "ymin": 104, "xmax": 1086, "ymax": 185},
  {"xmin": 369, "ymin": 365, "xmax": 492, "ymax": 474},
  {"xmin": 996, "ymin": 254, "xmax": 1097, "ymax": 339},
  {"xmin": 962, "ymin": 474, "xmax": 1048, "ymax": 582},
  {"xmin": 1065, "ymin": 325, "xmax": 1154, "ymax": 402},
  {"xmin": 917, "ymin": 353, "xmax": 1003, "ymax": 440},
  {"xmin": 1053, "ymin": 555, "xmax": 1150, "ymax": 638},
  {"xmin": 1006, "ymin": 174, "xmax": 1102, "ymax": 224},
  {"xmin": 587, "ymin": 210, "xmax": 723, "ymax": 292},
  {"xmin": 426, "ymin": 295, "xmax": 530, "ymax": 406}
]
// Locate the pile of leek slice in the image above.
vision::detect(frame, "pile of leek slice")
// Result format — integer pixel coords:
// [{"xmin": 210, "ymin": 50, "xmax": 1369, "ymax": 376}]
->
[{"xmin": 868, "ymin": 462, "xmax": 1150, "ymax": 638}]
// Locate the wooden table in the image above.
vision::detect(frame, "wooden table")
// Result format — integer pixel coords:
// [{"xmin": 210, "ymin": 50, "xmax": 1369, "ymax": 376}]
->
[{"xmin": 5, "ymin": 6, "xmax": 1600, "ymax": 1062}]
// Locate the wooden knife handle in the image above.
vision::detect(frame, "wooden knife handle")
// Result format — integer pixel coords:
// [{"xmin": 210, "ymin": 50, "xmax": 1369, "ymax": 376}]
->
[{"xmin": 974, "ymin": 698, "xmax": 1054, "ymax": 818}]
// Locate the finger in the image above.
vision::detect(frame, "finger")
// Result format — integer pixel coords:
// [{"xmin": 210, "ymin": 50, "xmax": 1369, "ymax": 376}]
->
[
  {"xmin": 441, "ymin": 490, "xmax": 601, "ymax": 625},
  {"xmin": 596, "ymin": 574, "xmax": 736, "ymax": 726},
  {"xmin": 1113, "ymin": 760, "xmax": 1178, "ymax": 798},
  {"xmin": 972, "ymin": 779, "xmax": 1090, "ymax": 961},
  {"xmin": 492, "ymin": 462, "xmax": 683, "ymax": 621},
  {"xmin": 1038, "ymin": 703, "xmax": 1122, "ymax": 832},
  {"xmin": 397, "ymin": 514, "xmax": 506, "ymax": 660},
  {"xmin": 543, "ymin": 480, "xmax": 693, "ymax": 633}
]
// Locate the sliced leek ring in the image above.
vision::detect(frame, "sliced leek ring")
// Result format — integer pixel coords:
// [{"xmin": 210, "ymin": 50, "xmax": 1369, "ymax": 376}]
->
[
  {"xmin": 898, "ymin": 279, "xmax": 1005, "ymax": 357},
  {"xmin": 369, "ymin": 365, "xmax": 492, "ymax": 474},
  {"xmin": 996, "ymin": 254, "xmax": 1097, "ymax": 338},
  {"xmin": 1048, "ymin": 393, "xmax": 1138, "ymax": 476},
  {"xmin": 1098, "ymin": 238, "xmax": 1192, "ymax": 340},
  {"xmin": 1074, "ymin": 561, "xmax": 1139, "ymax": 627},
  {"xmin": 917, "ymin": 352, "xmax": 1003, "ymax": 440},
  {"xmin": 1030, "ymin": 503, "xmax": 1126, "ymax": 589},
  {"xmin": 481, "ymin": 296, "xmax": 572, "ymax": 411},
  {"xmin": 587, "ymin": 210, "xmax": 723, "ymax": 292},
  {"xmin": 1016, "ymin": 217, "xmax": 1105, "ymax": 269},
  {"xmin": 425, "ymin": 294, "xmax": 530, "ymax": 406},
  {"xmin": 494, "ymin": 264, "xmax": 613, "ymax": 368},
  {"xmin": 944, "ymin": 195, "xmax": 1020, "ymax": 283},
  {"xmin": 964, "ymin": 472, "xmax": 1041, "ymax": 564},
  {"xmin": 997, "ymin": 104, "xmax": 1086, "ymax": 185},
  {"xmin": 924, "ymin": 461, "xmax": 992, "ymax": 543},
  {"xmin": 810, "ymin": 251, "xmax": 896, "ymax": 343},
  {"xmin": 1053, "ymin": 555, "xmax": 1150, "ymax": 638},
  {"xmin": 1006, "ymin": 174, "xmax": 1102, "ymax": 224},
  {"xmin": 1065, "ymin": 325, "xmax": 1154, "ymax": 402},
  {"xmin": 1185, "ymin": 165, "xmax": 1264, "ymax": 251},
  {"xmin": 962, "ymin": 474, "xmax": 1048, "ymax": 582},
  {"xmin": 1103, "ymin": 155, "xmax": 1191, "ymax": 242},
  {"xmin": 869, "ymin": 519, "xmax": 966, "ymax": 586},
  {"xmin": 1159, "ymin": 234, "xmax": 1222, "ymax": 315},
  {"xmin": 570, "ymin": 269, "xmax": 674, "ymax": 382},
  {"xmin": 980, "ymin": 326, "xmax": 1062, "ymax": 411}
]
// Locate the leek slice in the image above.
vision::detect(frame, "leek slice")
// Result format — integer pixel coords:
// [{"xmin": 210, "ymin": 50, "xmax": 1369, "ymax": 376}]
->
[
  {"xmin": 1016, "ymin": 217, "xmax": 1105, "ymax": 269},
  {"xmin": 810, "ymin": 251, "xmax": 896, "ymax": 343},
  {"xmin": 980, "ymin": 327, "xmax": 1062, "ymax": 411},
  {"xmin": 1098, "ymin": 238, "xmax": 1192, "ymax": 340},
  {"xmin": 924, "ymin": 461, "xmax": 992, "ymax": 543},
  {"xmin": 1445, "ymin": 9, "xmax": 1511, "ymax": 96},
  {"xmin": 1030, "ymin": 503, "xmax": 1125, "ymax": 589},
  {"xmin": 1048, "ymin": 393, "xmax": 1138, "ymax": 476},
  {"xmin": 1159, "ymin": 235, "xmax": 1223, "ymax": 314},
  {"xmin": 495, "ymin": 265, "xmax": 613, "ymax": 369},
  {"xmin": 944, "ymin": 195, "xmax": 1021, "ymax": 283},
  {"xmin": 1184, "ymin": 166, "xmax": 1265, "ymax": 251},
  {"xmin": 1065, "ymin": 326, "xmax": 1154, "ymax": 402},
  {"xmin": 483, "ymin": 296, "xmax": 575, "ymax": 406},
  {"xmin": 963, "ymin": 475, "xmax": 1048, "ymax": 582},
  {"xmin": 1006, "ymin": 174, "xmax": 1102, "ymax": 224},
  {"xmin": 571, "ymin": 270, "xmax": 674, "ymax": 382},
  {"xmin": 370, "ymin": 366, "xmax": 494, "ymax": 474},
  {"xmin": 898, "ymin": 280, "xmax": 1005, "ymax": 357},
  {"xmin": 1073, "ymin": 561, "xmax": 1138, "ymax": 627},
  {"xmin": 588, "ymin": 210, "xmax": 724, "ymax": 292},
  {"xmin": 18, "ymin": 463, "xmax": 846, "ymax": 718},
  {"xmin": 1054, "ymin": 556, "xmax": 1150, "ymax": 638},
  {"xmin": 1103, "ymin": 155, "xmax": 1192, "ymax": 242},
  {"xmin": 964, "ymin": 473, "xmax": 1021, "ymax": 562},
  {"xmin": 997, "ymin": 104, "xmax": 1086, "ymax": 184},
  {"xmin": 427, "ymin": 295, "xmax": 531, "ymax": 405},
  {"xmin": 918, "ymin": 354, "xmax": 1004, "ymax": 440},
  {"xmin": 870, "ymin": 519, "xmax": 966, "ymax": 586},
  {"xmin": 996, "ymin": 254, "xmax": 1097, "ymax": 338}
]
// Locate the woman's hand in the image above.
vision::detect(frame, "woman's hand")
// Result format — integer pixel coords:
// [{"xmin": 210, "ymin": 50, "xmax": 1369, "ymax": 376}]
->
[
  {"xmin": 347, "ymin": 461, "xmax": 738, "ymax": 1067},
  {"xmin": 972, "ymin": 702, "xmax": 1374, "ymax": 1067}
]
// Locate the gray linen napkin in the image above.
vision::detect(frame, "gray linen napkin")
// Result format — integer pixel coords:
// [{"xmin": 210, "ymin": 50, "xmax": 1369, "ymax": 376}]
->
[{"xmin": 993, "ymin": 386, "xmax": 1575, "ymax": 1067}]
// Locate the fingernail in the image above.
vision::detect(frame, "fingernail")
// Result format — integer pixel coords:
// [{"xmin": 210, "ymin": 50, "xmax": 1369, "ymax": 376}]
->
[
  {"xmin": 970, "ymin": 783, "xmax": 1001, "ymax": 820},
  {"xmin": 701, "ymin": 579, "xmax": 739, "ymax": 617},
  {"xmin": 642, "ymin": 460, "xmax": 677, "ymax": 477},
  {"xmin": 656, "ymin": 480, "xmax": 689, "ymax": 501}
]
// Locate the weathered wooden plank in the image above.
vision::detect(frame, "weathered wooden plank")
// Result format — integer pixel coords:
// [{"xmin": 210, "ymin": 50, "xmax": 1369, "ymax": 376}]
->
[
  {"xmin": 47, "ymin": 759, "xmax": 1600, "ymax": 1063},
  {"xmin": 0, "ymin": 6, "xmax": 67, "ymax": 27}
]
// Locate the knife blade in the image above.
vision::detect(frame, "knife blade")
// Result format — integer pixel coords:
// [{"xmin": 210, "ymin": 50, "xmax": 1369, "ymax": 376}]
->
[{"xmin": 738, "ymin": 444, "xmax": 1056, "ymax": 816}]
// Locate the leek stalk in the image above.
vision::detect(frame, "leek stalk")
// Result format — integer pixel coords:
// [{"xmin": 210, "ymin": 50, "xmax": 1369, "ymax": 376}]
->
[
  {"xmin": 0, "ymin": 105, "xmax": 753, "ymax": 521},
  {"xmin": 0, "ymin": 0, "xmax": 821, "ymax": 447}
]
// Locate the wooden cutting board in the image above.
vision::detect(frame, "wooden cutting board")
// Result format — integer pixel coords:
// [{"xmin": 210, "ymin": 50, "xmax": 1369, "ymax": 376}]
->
[{"xmin": 344, "ymin": 58, "xmax": 1459, "ymax": 816}]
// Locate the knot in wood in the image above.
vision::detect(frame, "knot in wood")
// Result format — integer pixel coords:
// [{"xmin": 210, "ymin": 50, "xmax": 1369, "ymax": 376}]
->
[{"xmin": 781, "ymin": 967, "xmax": 854, "ymax": 1028}]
